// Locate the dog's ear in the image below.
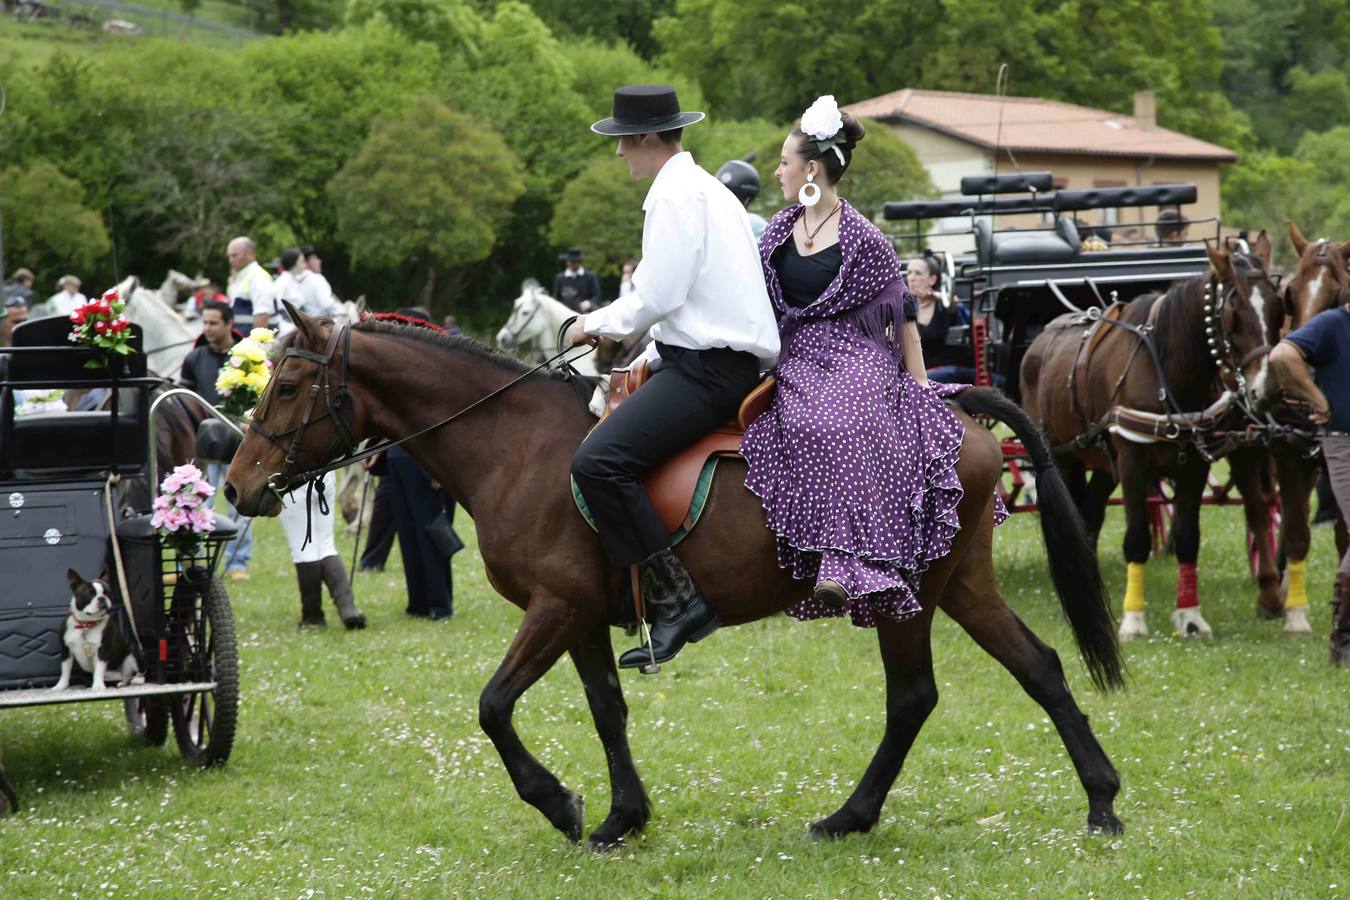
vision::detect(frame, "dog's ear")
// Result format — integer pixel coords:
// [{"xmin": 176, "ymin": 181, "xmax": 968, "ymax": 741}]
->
[{"xmin": 67, "ymin": 569, "xmax": 83, "ymax": 591}]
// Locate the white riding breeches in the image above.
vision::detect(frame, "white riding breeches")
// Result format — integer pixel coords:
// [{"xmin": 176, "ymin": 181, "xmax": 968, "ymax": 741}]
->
[{"xmin": 278, "ymin": 471, "xmax": 338, "ymax": 563}]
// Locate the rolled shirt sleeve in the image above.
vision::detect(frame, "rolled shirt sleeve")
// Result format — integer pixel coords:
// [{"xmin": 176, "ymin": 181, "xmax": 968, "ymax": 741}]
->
[{"xmin": 583, "ymin": 195, "xmax": 705, "ymax": 340}]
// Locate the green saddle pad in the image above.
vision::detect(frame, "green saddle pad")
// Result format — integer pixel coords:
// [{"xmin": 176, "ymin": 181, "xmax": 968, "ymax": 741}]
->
[{"xmin": 571, "ymin": 456, "xmax": 722, "ymax": 546}]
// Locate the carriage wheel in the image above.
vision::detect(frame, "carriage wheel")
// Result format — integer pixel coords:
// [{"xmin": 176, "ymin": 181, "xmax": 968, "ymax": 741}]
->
[
  {"xmin": 124, "ymin": 696, "xmax": 169, "ymax": 746},
  {"xmin": 170, "ymin": 576, "xmax": 238, "ymax": 767}
]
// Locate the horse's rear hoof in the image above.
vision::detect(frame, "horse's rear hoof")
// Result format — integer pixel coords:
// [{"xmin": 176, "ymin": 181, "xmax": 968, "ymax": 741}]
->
[
  {"xmin": 1087, "ymin": 809, "xmax": 1125, "ymax": 835},
  {"xmin": 548, "ymin": 790, "xmax": 585, "ymax": 843},
  {"xmin": 587, "ymin": 805, "xmax": 649, "ymax": 851},
  {"xmin": 807, "ymin": 810, "xmax": 874, "ymax": 841},
  {"xmin": 1256, "ymin": 602, "xmax": 1283, "ymax": 621}
]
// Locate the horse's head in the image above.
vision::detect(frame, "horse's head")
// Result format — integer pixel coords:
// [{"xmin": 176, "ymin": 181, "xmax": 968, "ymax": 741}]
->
[
  {"xmin": 496, "ymin": 286, "xmax": 547, "ymax": 350},
  {"xmin": 224, "ymin": 303, "xmax": 357, "ymax": 518},
  {"xmin": 1284, "ymin": 220, "xmax": 1350, "ymax": 331},
  {"xmin": 1204, "ymin": 233, "xmax": 1283, "ymax": 412}
]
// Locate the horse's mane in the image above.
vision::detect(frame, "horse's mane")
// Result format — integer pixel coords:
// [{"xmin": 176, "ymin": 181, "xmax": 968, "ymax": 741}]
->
[{"xmin": 346, "ymin": 317, "xmax": 596, "ymax": 408}]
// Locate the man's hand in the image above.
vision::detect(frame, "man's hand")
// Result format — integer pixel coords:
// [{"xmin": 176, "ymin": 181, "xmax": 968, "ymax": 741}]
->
[
  {"xmin": 564, "ymin": 316, "xmax": 595, "ymax": 348},
  {"xmin": 1311, "ymin": 403, "xmax": 1331, "ymax": 425}
]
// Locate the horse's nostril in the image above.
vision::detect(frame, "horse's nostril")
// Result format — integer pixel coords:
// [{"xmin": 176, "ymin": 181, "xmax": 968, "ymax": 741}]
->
[{"xmin": 223, "ymin": 482, "xmax": 238, "ymax": 506}]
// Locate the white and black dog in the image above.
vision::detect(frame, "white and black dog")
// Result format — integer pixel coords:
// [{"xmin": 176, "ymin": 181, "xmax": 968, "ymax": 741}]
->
[{"xmin": 51, "ymin": 568, "xmax": 141, "ymax": 692}]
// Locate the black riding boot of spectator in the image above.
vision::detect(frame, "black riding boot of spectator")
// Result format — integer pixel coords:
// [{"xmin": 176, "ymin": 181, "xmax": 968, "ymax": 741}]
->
[
  {"xmin": 617, "ymin": 549, "xmax": 720, "ymax": 669},
  {"xmin": 297, "ymin": 561, "xmax": 326, "ymax": 627},
  {"xmin": 321, "ymin": 555, "xmax": 366, "ymax": 630}
]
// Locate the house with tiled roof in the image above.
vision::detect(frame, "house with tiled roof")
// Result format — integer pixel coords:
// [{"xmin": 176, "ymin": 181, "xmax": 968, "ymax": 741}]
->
[{"xmin": 843, "ymin": 88, "xmax": 1238, "ymax": 246}]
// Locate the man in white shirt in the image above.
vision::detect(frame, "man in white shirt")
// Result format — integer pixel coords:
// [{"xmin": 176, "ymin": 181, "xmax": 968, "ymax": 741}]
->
[
  {"xmin": 47, "ymin": 275, "xmax": 87, "ymax": 317},
  {"xmin": 301, "ymin": 246, "xmax": 342, "ymax": 317},
  {"xmin": 226, "ymin": 236, "xmax": 280, "ymax": 332},
  {"xmin": 564, "ymin": 84, "xmax": 779, "ymax": 670}
]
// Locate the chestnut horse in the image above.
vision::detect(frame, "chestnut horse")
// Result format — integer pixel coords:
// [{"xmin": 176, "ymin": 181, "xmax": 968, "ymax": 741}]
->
[
  {"xmin": 1021, "ymin": 238, "xmax": 1284, "ymax": 640},
  {"xmin": 224, "ymin": 308, "xmax": 1124, "ymax": 847},
  {"xmin": 1261, "ymin": 222, "xmax": 1350, "ymax": 630}
]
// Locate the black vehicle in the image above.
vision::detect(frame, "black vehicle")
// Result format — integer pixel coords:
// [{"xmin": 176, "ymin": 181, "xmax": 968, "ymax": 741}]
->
[
  {"xmin": 0, "ymin": 314, "xmax": 242, "ymax": 768},
  {"xmin": 886, "ymin": 172, "xmax": 1217, "ymax": 402}
]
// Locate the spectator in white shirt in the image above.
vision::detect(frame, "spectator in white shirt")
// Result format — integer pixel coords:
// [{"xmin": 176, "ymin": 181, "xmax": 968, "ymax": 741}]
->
[
  {"xmin": 301, "ymin": 246, "xmax": 342, "ymax": 317},
  {"xmin": 47, "ymin": 275, "xmax": 87, "ymax": 317},
  {"xmin": 564, "ymin": 84, "xmax": 778, "ymax": 671},
  {"xmin": 226, "ymin": 236, "xmax": 280, "ymax": 332}
]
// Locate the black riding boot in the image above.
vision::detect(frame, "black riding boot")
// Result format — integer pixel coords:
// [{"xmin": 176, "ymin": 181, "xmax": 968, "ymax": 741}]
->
[
  {"xmin": 618, "ymin": 549, "xmax": 720, "ymax": 670},
  {"xmin": 321, "ymin": 555, "xmax": 366, "ymax": 630},
  {"xmin": 297, "ymin": 561, "xmax": 326, "ymax": 627}
]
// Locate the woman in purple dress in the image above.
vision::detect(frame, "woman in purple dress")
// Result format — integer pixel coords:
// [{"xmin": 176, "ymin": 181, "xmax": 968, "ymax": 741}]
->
[{"xmin": 742, "ymin": 96, "xmax": 1001, "ymax": 627}]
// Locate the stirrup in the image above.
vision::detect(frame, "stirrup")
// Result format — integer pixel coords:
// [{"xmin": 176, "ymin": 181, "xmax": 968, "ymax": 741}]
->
[{"xmin": 636, "ymin": 617, "xmax": 660, "ymax": 675}]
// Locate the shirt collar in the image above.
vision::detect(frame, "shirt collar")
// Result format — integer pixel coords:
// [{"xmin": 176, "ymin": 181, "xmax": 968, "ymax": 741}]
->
[
  {"xmin": 643, "ymin": 151, "xmax": 695, "ymax": 211},
  {"xmin": 563, "ymin": 267, "xmax": 587, "ymax": 277}
]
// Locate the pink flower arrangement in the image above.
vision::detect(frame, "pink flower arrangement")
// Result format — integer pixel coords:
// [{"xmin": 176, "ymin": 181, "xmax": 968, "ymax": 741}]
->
[
  {"xmin": 69, "ymin": 287, "xmax": 135, "ymax": 369},
  {"xmin": 151, "ymin": 463, "xmax": 216, "ymax": 554}
]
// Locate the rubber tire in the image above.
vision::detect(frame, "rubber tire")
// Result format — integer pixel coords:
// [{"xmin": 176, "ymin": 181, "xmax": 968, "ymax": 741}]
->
[
  {"xmin": 170, "ymin": 576, "xmax": 239, "ymax": 767},
  {"xmin": 124, "ymin": 696, "xmax": 169, "ymax": 747}
]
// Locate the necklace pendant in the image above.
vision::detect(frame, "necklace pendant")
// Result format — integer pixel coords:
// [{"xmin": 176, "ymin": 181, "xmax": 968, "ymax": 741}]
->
[{"xmin": 804, "ymin": 238, "xmax": 813, "ymax": 249}]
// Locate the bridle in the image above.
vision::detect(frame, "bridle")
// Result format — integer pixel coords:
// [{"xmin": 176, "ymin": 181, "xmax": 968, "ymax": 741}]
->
[
  {"xmin": 1203, "ymin": 266, "xmax": 1272, "ymax": 401},
  {"xmin": 1284, "ymin": 239, "xmax": 1350, "ymax": 321},
  {"xmin": 499, "ymin": 293, "xmax": 543, "ymax": 348},
  {"xmin": 249, "ymin": 323, "xmax": 360, "ymax": 496}
]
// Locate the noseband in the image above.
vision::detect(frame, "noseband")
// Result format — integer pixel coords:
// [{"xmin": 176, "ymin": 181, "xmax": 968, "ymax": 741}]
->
[{"xmin": 249, "ymin": 322, "xmax": 359, "ymax": 495}]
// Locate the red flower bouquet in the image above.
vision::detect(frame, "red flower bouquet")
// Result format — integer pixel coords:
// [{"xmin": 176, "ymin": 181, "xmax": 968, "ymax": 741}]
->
[{"xmin": 68, "ymin": 287, "xmax": 134, "ymax": 369}]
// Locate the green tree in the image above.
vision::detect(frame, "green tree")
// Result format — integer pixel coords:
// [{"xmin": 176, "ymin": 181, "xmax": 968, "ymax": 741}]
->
[
  {"xmin": 547, "ymin": 156, "xmax": 648, "ymax": 277},
  {"xmin": 1222, "ymin": 152, "xmax": 1316, "ymax": 262},
  {"xmin": 500, "ymin": 0, "xmax": 675, "ymax": 58},
  {"xmin": 329, "ymin": 96, "xmax": 525, "ymax": 302},
  {"xmin": 0, "ymin": 161, "xmax": 111, "ymax": 287},
  {"xmin": 343, "ymin": 0, "xmax": 479, "ymax": 55}
]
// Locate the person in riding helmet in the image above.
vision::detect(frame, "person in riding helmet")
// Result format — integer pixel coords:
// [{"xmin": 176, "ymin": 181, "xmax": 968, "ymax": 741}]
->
[{"xmin": 716, "ymin": 158, "xmax": 768, "ymax": 239}]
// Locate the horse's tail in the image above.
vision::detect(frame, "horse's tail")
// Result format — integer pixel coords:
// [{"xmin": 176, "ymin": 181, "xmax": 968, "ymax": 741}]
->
[{"xmin": 952, "ymin": 387, "xmax": 1126, "ymax": 692}]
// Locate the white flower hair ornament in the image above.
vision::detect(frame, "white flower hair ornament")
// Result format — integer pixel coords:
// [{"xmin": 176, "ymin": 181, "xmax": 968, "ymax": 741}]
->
[{"xmin": 800, "ymin": 95, "xmax": 846, "ymax": 166}]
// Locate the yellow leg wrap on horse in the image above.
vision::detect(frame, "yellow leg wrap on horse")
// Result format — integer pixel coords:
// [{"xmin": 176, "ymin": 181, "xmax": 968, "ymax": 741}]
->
[
  {"xmin": 1124, "ymin": 562, "xmax": 1147, "ymax": 613},
  {"xmin": 1286, "ymin": 559, "xmax": 1308, "ymax": 610}
]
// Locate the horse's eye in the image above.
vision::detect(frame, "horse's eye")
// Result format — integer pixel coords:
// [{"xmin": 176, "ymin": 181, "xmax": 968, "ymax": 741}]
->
[{"xmin": 278, "ymin": 382, "xmax": 298, "ymax": 398}]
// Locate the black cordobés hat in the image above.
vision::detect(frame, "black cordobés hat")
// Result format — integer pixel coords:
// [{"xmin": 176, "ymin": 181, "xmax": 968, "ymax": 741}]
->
[{"xmin": 591, "ymin": 84, "xmax": 705, "ymax": 137}]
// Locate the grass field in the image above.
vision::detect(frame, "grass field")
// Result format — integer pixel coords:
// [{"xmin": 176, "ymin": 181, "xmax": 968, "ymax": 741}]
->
[{"xmin": 1, "ymin": 500, "xmax": 1347, "ymax": 897}]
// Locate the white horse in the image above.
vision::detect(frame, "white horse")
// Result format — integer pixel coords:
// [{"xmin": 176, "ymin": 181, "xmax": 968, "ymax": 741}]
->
[
  {"xmin": 495, "ymin": 282, "xmax": 601, "ymax": 378},
  {"xmin": 117, "ymin": 275, "xmax": 200, "ymax": 378}
]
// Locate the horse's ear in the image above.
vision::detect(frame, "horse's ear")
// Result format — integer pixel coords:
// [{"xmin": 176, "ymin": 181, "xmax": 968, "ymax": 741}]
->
[
  {"xmin": 1252, "ymin": 230, "xmax": 1273, "ymax": 269},
  {"xmin": 1287, "ymin": 219, "xmax": 1309, "ymax": 258},
  {"xmin": 284, "ymin": 300, "xmax": 317, "ymax": 343},
  {"xmin": 1204, "ymin": 240, "xmax": 1232, "ymax": 280},
  {"xmin": 354, "ymin": 295, "xmax": 368, "ymax": 317}
]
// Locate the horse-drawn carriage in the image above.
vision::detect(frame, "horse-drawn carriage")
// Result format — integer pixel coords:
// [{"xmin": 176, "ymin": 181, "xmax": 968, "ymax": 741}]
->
[
  {"xmin": 884, "ymin": 174, "xmax": 1321, "ymax": 637},
  {"xmin": 0, "ymin": 315, "xmax": 242, "ymax": 808}
]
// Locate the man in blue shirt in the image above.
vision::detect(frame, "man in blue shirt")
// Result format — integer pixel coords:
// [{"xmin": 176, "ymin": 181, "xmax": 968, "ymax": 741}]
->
[{"xmin": 1271, "ymin": 301, "xmax": 1350, "ymax": 665}]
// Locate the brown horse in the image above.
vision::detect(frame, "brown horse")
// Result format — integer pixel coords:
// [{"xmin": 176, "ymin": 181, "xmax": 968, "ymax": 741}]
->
[
  {"xmin": 1021, "ymin": 238, "xmax": 1283, "ymax": 640},
  {"xmin": 1257, "ymin": 222, "xmax": 1350, "ymax": 632},
  {"xmin": 224, "ymin": 308, "xmax": 1125, "ymax": 847}
]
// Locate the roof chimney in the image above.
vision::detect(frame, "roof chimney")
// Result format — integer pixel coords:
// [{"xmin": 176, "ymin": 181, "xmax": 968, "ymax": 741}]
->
[{"xmin": 1133, "ymin": 90, "xmax": 1156, "ymax": 130}]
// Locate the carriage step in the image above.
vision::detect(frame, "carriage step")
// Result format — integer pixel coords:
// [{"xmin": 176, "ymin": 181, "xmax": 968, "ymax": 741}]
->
[{"xmin": 0, "ymin": 681, "xmax": 216, "ymax": 708}]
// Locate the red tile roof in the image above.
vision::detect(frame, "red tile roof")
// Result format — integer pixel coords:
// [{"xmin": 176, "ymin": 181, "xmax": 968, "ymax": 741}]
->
[{"xmin": 842, "ymin": 89, "xmax": 1237, "ymax": 162}]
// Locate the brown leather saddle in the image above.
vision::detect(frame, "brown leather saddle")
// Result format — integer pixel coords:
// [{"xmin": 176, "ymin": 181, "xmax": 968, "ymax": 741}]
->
[{"xmin": 590, "ymin": 360, "xmax": 775, "ymax": 535}]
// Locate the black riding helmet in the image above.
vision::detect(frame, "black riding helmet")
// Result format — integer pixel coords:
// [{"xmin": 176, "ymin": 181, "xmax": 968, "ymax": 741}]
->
[{"xmin": 716, "ymin": 159, "xmax": 760, "ymax": 205}]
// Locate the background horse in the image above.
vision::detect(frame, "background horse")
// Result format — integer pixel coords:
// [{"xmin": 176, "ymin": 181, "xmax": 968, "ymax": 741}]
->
[
  {"xmin": 494, "ymin": 282, "xmax": 601, "ymax": 378},
  {"xmin": 224, "ymin": 308, "xmax": 1125, "ymax": 849},
  {"xmin": 119, "ymin": 275, "xmax": 201, "ymax": 377},
  {"xmin": 1021, "ymin": 238, "xmax": 1282, "ymax": 640}
]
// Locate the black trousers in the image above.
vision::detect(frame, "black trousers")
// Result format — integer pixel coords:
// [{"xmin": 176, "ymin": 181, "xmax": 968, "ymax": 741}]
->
[
  {"xmin": 386, "ymin": 449, "xmax": 453, "ymax": 616},
  {"xmin": 359, "ymin": 475, "xmax": 396, "ymax": 570},
  {"xmin": 571, "ymin": 343, "xmax": 760, "ymax": 568}
]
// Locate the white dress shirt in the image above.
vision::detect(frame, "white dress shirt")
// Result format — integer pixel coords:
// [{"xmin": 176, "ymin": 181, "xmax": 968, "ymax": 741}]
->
[
  {"xmin": 227, "ymin": 260, "xmax": 280, "ymax": 332},
  {"xmin": 582, "ymin": 152, "xmax": 779, "ymax": 366},
  {"xmin": 48, "ymin": 290, "xmax": 87, "ymax": 316},
  {"xmin": 298, "ymin": 270, "xmax": 342, "ymax": 317}
]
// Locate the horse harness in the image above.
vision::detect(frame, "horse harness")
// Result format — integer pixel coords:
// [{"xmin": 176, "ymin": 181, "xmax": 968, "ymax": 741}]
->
[{"xmin": 1057, "ymin": 275, "xmax": 1268, "ymax": 458}]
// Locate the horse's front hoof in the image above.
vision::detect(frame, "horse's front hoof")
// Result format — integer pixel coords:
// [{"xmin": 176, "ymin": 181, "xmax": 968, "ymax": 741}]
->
[
  {"xmin": 551, "ymin": 790, "xmax": 585, "ymax": 843},
  {"xmin": 1118, "ymin": 610, "xmax": 1149, "ymax": 641},
  {"xmin": 1256, "ymin": 602, "xmax": 1284, "ymax": 621},
  {"xmin": 1087, "ymin": 808, "xmax": 1125, "ymax": 835},
  {"xmin": 1170, "ymin": 607, "xmax": 1213, "ymax": 638},
  {"xmin": 807, "ymin": 809, "xmax": 875, "ymax": 841},
  {"xmin": 1282, "ymin": 606, "xmax": 1312, "ymax": 635}
]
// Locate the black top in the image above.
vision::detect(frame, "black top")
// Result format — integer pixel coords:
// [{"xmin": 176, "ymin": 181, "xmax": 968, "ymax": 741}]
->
[
  {"xmin": 773, "ymin": 240, "xmax": 842, "ymax": 310},
  {"xmin": 916, "ymin": 303, "xmax": 953, "ymax": 366},
  {"xmin": 180, "ymin": 343, "xmax": 232, "ymax": 406},
  {"xmin": 553, "ymin": 269, "xmax": 601, "ymax": 312}
]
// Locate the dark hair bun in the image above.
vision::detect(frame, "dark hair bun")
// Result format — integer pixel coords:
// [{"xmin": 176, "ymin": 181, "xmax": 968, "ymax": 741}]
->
[{"xmin": 839, "ymin": 112, "xmax": 865, "ymax": 150}]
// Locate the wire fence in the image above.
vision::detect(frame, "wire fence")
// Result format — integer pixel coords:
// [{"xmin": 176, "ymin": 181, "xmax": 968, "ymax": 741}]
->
[{"xmin": 8, "ymin": 0, "xmax": 261, "ymax": 44}]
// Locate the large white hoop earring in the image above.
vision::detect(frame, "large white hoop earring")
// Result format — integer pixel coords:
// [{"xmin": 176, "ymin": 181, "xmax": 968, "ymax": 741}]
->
[{"xmin": 798, "ymin": 172, "xmax": 820, "ymax": 207}]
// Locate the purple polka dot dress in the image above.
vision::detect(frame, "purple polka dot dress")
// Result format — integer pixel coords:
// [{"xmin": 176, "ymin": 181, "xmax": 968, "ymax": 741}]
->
[{"xmin": 741, "ymin": 201, "xmax": 1008, "ymax": 627}]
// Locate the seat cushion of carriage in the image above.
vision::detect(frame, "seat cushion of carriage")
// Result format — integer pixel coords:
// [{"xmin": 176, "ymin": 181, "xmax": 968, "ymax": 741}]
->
[
  {"xmin": 571, "ymin": 361, "xmax": 776, "ymax": 541},
  {"xmin": 975, "ymin": 216, "xmax": 1081, "ymax": 266}
]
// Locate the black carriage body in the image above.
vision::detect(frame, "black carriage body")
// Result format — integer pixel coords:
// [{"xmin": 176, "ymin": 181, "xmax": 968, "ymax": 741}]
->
[
  {"xmin": 0, "ymin": 316, "xmax": 235, "ymax": 692},
  {"xmin": 886, "ymin": 177, "xmax": 1216, "ymax": 401}
]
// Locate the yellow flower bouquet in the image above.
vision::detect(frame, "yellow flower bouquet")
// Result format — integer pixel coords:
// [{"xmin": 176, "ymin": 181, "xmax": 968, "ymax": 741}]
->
[{"xmin": 215, "ymin": 328, "xmax": 276, "ymax": 418}]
